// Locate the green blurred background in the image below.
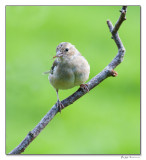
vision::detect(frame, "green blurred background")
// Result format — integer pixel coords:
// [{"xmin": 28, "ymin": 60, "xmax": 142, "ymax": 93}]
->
[{"xmin": 6, "ymin": 6, "xmax": 140, "ymax": 154}]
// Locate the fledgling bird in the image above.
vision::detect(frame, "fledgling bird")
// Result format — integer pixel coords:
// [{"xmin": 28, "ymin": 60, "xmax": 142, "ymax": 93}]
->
[{"xmin": 48, "ymin": 42, "xmax": 90, "ymax": 112}]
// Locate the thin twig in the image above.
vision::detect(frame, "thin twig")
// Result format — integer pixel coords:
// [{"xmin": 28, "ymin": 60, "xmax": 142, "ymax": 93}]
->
[
  {"xmin": 9, "ymin": 6, "xmax": 127, "ymax": 154},
  {"xmin": 112, "ymin": 6, "xmax": 127, "ymax": 35}
]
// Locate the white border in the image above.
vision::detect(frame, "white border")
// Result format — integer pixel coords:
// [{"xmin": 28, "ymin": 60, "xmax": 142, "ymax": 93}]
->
[{"xmin": 0, "ymin": 0, "xmax": 145, "ymax": 160}]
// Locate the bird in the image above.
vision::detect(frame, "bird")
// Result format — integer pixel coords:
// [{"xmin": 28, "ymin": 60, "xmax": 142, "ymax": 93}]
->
[{"xmin": 46, "ymin": 42, "xmax": 90, "ymax": 112}]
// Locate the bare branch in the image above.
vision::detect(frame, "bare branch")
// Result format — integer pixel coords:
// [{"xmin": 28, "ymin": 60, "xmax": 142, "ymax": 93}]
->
[
  {"xmin": 9, "ymin": 6, "xmax": 127, "ymax": 154},
  {"xmin": 112, "ymin": 6, "xmax": 127, "ymax": 35}
]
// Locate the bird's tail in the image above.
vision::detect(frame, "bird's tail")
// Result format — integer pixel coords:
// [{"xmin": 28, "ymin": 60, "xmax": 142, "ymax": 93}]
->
[{"xmin": 42, "ymin": 70, "xmax": 50, "ymax": 75}]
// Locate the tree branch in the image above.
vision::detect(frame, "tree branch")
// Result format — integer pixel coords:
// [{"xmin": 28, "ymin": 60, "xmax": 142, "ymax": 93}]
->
[{"xmin": 9, "ymin": 6, "xmax": 127, "ymax": 154}]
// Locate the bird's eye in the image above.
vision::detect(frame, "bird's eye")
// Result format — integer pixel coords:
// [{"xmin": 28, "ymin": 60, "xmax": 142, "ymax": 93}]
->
[{"xmin": 65, "ymin": 48, "xmax": 69, "ymax": 52}]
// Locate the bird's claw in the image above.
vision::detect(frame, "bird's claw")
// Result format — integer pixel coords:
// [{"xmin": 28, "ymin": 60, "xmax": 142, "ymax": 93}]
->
[
  {"xmin": 57, "ymin": 100, "xmax": 64, "ymax": 113},
  {"xmin": 80, "ymin": 84, "xmax": 89, "ymax": 93}
]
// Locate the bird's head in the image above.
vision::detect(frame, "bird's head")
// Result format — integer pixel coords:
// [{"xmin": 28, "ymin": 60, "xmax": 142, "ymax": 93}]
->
[{"xmin": 53, "ymin": 42, "xmax": 80, "ymax": 59}]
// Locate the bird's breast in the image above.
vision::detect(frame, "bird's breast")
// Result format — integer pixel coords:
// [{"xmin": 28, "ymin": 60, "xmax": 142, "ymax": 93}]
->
[
  {"xmin": 49, "ymin": 63, "xmax": 75, "ymax": 90},
  {"xmin": 71, "ymin": 56, "xmax": 90, "ymax": 86},
  {"xmin": 49, "ymin": 55, "xmax": 90, "ymax": 90}
]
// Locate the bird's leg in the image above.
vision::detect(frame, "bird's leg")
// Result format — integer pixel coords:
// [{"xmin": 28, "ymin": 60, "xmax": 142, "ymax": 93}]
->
[
  {"xmin": 56, "ymin": 89, "xmax": 64, "ymax": 113},
  {"xmin": 80, "ymin": 84, "xmax": 89, "ymax": 93}
]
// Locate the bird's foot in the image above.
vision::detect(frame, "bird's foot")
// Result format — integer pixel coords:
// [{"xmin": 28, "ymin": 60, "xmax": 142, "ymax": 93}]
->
[
  {"xmin": 57, "ymin": 100, "xmax": 64, "ymax": 113},
  {"xmin": 80, "ymin": 84, "xmax": 89, "ymax": 93}
]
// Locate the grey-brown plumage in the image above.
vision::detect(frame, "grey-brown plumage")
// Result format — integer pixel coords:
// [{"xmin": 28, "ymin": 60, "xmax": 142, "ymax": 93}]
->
[{"xmin": 48, "ymin": 42, "xmax": 90, "ymax": 112}]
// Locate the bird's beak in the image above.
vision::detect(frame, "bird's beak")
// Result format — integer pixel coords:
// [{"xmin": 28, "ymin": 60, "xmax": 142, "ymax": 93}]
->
[{"xmin": 53, "ymin": 51, "xmax": 63, "ymax": 59}]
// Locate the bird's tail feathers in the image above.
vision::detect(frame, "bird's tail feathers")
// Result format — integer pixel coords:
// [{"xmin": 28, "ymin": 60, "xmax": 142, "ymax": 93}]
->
[{"xmin": 42, "ymin": 70, "xmax": 50, "ymax": 75}]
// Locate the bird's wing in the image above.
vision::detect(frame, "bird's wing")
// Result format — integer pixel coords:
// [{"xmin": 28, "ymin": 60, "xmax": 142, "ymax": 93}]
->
[
  {"xmin": 42, "ymin": 60, "xmax": 59, "ymax": 75},
  {"xmin": 50, "ymin": 59, "xmax": 59, "ymax": 75}
]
